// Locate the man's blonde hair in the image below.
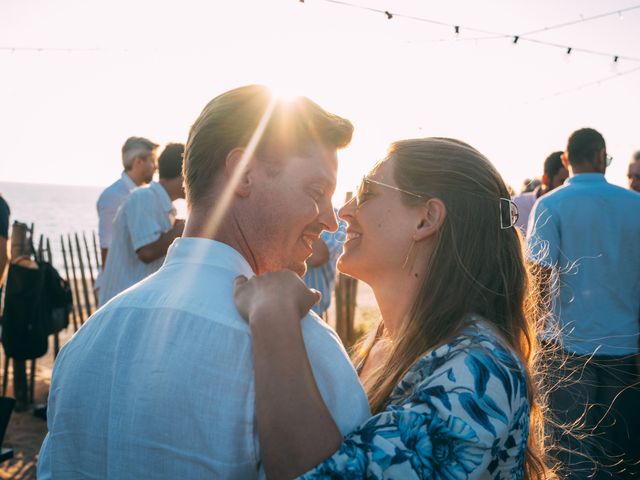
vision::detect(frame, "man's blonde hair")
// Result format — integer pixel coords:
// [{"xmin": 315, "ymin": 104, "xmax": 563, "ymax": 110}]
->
[{"xmin": 183, "ymin": 85, "xmax": 353, "ymax": 207}]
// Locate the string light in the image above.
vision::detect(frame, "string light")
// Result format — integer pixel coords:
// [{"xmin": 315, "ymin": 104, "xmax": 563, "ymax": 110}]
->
[
  {"xmin": 384, "ymin": 11, "xmax": 392, "ymax": 19},
  {"xmin": 567, "ymin": 47, "xmax": 572, "ymax": 55},
  {"xmin": 313, "ymin": 1, "xmax": 640, "ymax": 64}
]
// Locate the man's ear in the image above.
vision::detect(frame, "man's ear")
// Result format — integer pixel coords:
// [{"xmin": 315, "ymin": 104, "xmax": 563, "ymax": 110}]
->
[
  {"xmin": 225, "ymin": 147, "xmax": 253, "ymax": 197},
  {"xmin": 414, "ymin": 198, "xmax": 446, "ymax": 242},
  {"xmin": 561, "ymin": 152, "xmax": 570, "ymax": 170}
]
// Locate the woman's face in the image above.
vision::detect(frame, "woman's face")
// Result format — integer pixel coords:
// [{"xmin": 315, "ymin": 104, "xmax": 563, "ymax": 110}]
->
[{"xmin": 337, "ymin": 160, "xmax": 423, "ymax": 284}]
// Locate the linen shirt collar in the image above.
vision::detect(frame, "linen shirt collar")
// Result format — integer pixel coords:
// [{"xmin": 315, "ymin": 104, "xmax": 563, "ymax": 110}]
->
[
  {"xmin": 120, "ymin": 171, "xmax": 138, "ymax": 191},
  {"xmin": 165, "ymin": 237, "xmax": 255, "ymax": 279},
  {"xmin": 566, "ymin": 173, "xmax": 606, "ymax": 185}
]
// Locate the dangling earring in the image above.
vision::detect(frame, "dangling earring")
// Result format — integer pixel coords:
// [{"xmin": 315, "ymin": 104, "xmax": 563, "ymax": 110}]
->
[{"xmin": 402, "ymin": 240, "xmax": 417, "ymax": 270}]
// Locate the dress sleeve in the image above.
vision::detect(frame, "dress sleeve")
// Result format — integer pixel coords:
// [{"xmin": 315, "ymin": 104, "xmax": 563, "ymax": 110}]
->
[{"xmin": 298, "ymin": 340, "xmax": 528, "ymax": 479}]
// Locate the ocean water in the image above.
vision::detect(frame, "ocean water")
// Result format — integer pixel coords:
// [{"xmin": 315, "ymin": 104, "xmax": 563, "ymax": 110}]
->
[{"xmin": 0, "ymin": 181, "xmax": 186, "ymax": 272}]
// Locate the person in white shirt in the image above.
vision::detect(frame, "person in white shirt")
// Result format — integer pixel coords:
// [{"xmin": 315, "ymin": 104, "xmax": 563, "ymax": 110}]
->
[
  {"xmin": 38, "ymin": 85, "xmax": 370, "ymax": 479},
  {"xmin": 98, "ymin": 143, "xmax": 186, "ymax": 307},
  {"xmin": 96, "ymin": 136, "xmax": 158, "ymax": 267}
]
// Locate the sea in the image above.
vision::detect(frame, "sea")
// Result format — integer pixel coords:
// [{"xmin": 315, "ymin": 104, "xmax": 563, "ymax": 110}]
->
[{"xmin": 0, "ymin": 181, "xmax": 187, "ymax": 272}]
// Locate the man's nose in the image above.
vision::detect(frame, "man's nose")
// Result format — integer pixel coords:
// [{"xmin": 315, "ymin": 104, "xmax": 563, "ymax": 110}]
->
[{"xmin": 321, "ymin": 205, "xmax": 338, "ymax": 233}]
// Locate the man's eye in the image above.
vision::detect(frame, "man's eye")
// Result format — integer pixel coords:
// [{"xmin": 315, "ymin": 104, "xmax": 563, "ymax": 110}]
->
[{"xmin": 309, "ymin": 188, "xmax": 324, "ymax": 201}]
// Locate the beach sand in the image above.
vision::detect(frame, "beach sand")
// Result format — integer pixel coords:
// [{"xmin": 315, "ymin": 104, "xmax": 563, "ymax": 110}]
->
[{"xmin": 0, "ymin": 282, "xmax": 379, "ymax": 479}]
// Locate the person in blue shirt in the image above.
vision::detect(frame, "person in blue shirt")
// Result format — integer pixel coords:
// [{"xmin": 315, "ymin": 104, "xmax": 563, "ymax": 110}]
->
[
  {"xmin": 303, "ymin": 210, "xmax": 346, "ymax": 318},
  {"xmin": 527, "ymin": 128, "xmax": 640, "ymax": 480},
  {"xmin": 235, "ymin": 137, "xmax": 553, "ymax": 479}
]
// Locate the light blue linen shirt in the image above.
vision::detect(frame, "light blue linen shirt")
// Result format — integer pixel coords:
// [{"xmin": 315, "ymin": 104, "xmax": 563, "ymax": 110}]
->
[
  {"xmin": 38, "ymin": 238, "xmax": 370, "ymax": 479},
  {"xmin": 527, "ymin": 173, "xmax": 640, "ymax": 355}
]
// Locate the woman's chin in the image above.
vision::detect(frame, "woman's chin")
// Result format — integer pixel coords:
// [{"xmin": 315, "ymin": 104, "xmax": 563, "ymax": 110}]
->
[{"xmin": 337, "ymin": 253, "xmax": 362, "ymax": 280}]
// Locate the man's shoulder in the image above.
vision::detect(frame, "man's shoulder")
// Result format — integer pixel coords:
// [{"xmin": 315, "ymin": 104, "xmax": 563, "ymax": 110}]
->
[
  {"xmin": 300, "ymin": 312, "xmax": 346, "ymax": 352},
  {"xmin": 122, "ymin": 185, "xmax": 154, "ymax": 208},
  {"xmin": 97, "ymin": 177, "xmax": 128, "ymax": 205}
]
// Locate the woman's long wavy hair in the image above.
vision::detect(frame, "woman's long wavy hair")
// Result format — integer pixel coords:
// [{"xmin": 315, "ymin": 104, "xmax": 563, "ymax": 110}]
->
[{"xmin": 354, "ymin": 138, "xmax": 553, "ymax": 479}]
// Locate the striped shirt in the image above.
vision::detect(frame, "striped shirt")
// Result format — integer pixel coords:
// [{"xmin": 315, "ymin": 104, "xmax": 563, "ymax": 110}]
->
[
  {"xmin": 96, "ymin": 171, "xmax": 138, "ymax": 249},
  {"xmin": 303, "ymin": 219, "xmax": 346, "ymax": 316},
  {"xmin": 98, "ymin": 182, "xmax": 175, "ymax": 306}
]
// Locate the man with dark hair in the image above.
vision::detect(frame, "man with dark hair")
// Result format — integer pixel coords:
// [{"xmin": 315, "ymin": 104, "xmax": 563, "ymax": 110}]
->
[
  {"xmin": 96, "ymin": 136, "xmax": 158, "ymax": 267},
  {"xmin": 627, "ymin": 150, "xmax": 640, "ymax": 192},
  {"xmin": 97, "ymin": 143, "xmax": 186, "ymax": 306},
  {"xmin": 527, "ymin": 128, "xmax": 640, "ymax": 479},
  {"xmin": 512, "ymin": 150, "xmax": 568, "ymax": 235},
  {"xmin": 39, "ymin": 86, "xmax": 369, "ymax": 478}
]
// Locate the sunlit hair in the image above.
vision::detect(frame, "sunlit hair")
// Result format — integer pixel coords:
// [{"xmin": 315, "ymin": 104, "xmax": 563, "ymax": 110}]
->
[
  {"xmin": 354, "ymin": 138, "xmax": 554, "ymax": 479},
  {"xmin": 121, "ymin": 136, "xmax": 158, "ymax": 170},
  {"xmin": 183, "ymin": 85, "xmax": 353, "ymax": 207}
]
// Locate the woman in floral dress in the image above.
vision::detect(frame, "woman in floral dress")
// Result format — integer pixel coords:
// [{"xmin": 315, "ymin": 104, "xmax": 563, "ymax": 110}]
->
[{"xmin": 234, "ymin": 138, "xmax": 552, "ymax": 479}]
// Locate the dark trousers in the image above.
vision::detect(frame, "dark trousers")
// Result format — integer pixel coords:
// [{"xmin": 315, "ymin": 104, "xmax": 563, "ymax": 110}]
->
[{"xmin": 548, "ymin": 347, "xmax": 640, "ymax": 479}]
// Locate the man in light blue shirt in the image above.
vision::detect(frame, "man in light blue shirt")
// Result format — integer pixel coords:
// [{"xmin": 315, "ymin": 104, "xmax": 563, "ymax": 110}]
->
[
  {"xmin": 527, "ymin": 127, "xmax": 640, "ymax": 480},
  {"xmin": 38, "ymin": 86, "xmax": 370, "ymax": 479}
]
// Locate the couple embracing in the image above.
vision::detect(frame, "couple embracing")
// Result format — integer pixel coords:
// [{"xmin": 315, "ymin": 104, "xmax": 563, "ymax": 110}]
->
[{"xmin": 39, "ymin": 85, "xmax": 550, "ymax": 479}]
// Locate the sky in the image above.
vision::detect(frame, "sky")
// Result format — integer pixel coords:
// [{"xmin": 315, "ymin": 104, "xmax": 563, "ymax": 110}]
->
[{"xmin": 1, "ymin": 0, "xmax": 639, "ymax": 200}]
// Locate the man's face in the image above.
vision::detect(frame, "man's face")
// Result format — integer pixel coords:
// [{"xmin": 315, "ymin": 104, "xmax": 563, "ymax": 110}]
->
[
  {"xmin": 628, "ymin": 160, "xmax": 640, "ymax": 192},
  {"xmin": 246, "ymin": 145, "xmax": 339, "ymax": 276},
  {"xmin": 137, "ymin": 151, "xmax": 157, "ymax": 184}
]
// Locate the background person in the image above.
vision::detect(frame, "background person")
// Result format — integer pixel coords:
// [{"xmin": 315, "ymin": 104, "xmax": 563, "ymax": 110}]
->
[
  {"xmin": 96, "ymin": 136, "xmax": 158, "ymax": 268},
  {"xmin": 302, "ymin": 210, "xmax": 346, "ymax": 318},
  {"xmin": 0, "ymin": 194, "xmax": 9, "ymax": 292},
  {"xmin": 527, "ymin": 128, "xmax": 640, "ymax": 479},
  {"xmin": 97, "ymin": 143, "xmax": 185, "ymax": 306},
  {"xmin": 627, "ymin": 150, "xmax": 640, "ymax": 192},
  {"xmin": 512, "ymin": 151, "xmax": 568, "ymax": 235}
]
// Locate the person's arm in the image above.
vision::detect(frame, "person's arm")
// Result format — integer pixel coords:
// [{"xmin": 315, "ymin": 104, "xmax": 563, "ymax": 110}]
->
[
  {"xmin": 235, "ymin": 274, "xmax": 522, "ymax": 479},
  {"xmin": 305, "ymin": 238, "xmax": 330, "ymax": 269},
  {"xmin": 0, "ymin": 236, "xmax": 9, "ymax": 289},
  {"xmin": 97, "ymin": 194, "xmax": 118, "ymax": 263},
  {"xmin": 136, "ymin": 219, "xmax": 184, "ymax": 264},
  {"xmin": 234, "ymin": 271, "xmax": 341, "ymax": 479}
]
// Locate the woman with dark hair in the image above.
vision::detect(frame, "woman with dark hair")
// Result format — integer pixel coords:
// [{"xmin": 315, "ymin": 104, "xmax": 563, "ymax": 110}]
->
[{"xmin": 234, "ymin": 138, "xmax": 552, "ymax": 479}]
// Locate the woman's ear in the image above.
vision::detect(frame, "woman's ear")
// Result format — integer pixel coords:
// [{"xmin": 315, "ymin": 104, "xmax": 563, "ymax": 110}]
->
[
  {"xmin": 414, "ymin": 198, "xmax": 446, "ymax": 241},
  {"xmin": 225, "ymin": 147, "xmax": 253, "ymax": 197}
]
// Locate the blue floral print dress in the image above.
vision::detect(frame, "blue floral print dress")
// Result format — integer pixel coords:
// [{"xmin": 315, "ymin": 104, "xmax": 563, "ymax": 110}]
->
[{"xmin": 299, "ymin": 318, "xmax": 530, "ymax": 479}]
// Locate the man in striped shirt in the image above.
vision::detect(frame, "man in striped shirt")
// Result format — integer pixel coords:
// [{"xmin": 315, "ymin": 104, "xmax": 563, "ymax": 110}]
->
[
  {"xmin": 97, "ymin": 143, "xmax": 185, "ymax": 306},
  {"xmin": 303, "ymin": 211, "xmax": 346, "ymax": 318}
]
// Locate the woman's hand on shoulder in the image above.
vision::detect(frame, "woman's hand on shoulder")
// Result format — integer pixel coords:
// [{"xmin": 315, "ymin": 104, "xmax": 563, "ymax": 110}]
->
[{"xmin": 233, "ymin": 270, "xmax": 321, "ymax": 327}]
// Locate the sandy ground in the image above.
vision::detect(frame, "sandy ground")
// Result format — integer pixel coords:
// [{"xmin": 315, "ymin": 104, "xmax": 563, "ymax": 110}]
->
[{"xmin": 0, "ymin": 282, "xmax": 380, "ymax": 479}]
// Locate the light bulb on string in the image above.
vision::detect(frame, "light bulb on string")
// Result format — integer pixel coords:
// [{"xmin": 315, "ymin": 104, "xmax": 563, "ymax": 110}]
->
[
  {"xmin": 618, "ymin": 11, "xmax": 624, "ymax": 20},
  {"xmin": 611, "ymin": 56, "xmax": 619, "ymax": 73}
]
